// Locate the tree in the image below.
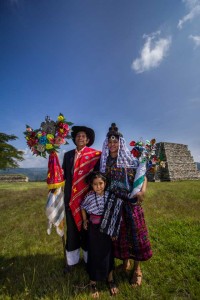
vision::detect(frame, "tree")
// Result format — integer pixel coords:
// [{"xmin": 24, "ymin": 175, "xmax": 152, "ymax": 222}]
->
[{"xmin": 0, "ymin": 132, "xmax": 24, "ymax": 169}]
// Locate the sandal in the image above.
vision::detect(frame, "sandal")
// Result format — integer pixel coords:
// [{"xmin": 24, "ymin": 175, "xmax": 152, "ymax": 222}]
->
[
  {"xmin": 130, "ymin": 270, "xmax": 142, "ymax": 287},
  {"xmin": 90, "ymin": 282, "xmax": 99, "ymax": 298},
  {"xmin": 107, "ymin": 280, "xmax": 119, "ymax": 296}
]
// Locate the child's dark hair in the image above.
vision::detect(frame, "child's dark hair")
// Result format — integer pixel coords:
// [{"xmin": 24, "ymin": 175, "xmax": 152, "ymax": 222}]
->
[{"xmin": 86, "ymin": 171, "xmax": 107, "ymax": 185}]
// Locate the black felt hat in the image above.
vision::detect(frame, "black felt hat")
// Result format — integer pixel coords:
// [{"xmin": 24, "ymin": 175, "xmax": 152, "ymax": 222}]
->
[{"xmin": 71, "ymin": 126, "xmax": 95, "ymax": 147}]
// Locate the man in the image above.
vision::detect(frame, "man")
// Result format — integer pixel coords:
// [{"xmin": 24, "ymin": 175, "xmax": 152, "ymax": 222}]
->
[{"xmin": 62, "ymin": 126, "xmax": 101, "ymax": 268}]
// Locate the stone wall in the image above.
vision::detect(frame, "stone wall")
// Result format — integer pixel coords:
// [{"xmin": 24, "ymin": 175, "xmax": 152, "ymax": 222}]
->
[
  {"xmin": 0, "ymin": 174, "xmax": 29, "ymax": 182},
  {"xmin": 148, "ymin": 142, "xmax": 200, "ymax": 181}
]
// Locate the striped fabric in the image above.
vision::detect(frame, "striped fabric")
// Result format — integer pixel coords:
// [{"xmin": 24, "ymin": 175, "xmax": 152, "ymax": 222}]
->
[
  {"xmin": 46, "ymin": 187, "xmax": 65, "ymax": 237},
  {"xmin": 100, "ymin": 193, "xmax": 123, "ymax": 238},
  {"xmin": 81, "ymin": 191, "xmax": 109, "ymax": 215},
  {"xmin": 81, "ymin": 190, "xmax": 122, "ymax": 237},
  {"xmin": 69, "ymin": 147, "xmax": 101, "ymax": 231},
  {"xmin": 129, "ymin": 161, "xmax": 146, "ymax": 198}
]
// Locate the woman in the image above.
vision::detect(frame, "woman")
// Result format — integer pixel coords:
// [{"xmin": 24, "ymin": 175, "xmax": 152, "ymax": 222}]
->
[{"xmin": 100, "ymin": 123, "xmax": 152, "ymax": 287}]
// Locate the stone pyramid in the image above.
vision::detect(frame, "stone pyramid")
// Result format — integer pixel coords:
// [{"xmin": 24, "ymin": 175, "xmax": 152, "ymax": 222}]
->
[{"xmin": 152, "ymin": 142, "xmax": 200, "ymax": 181}]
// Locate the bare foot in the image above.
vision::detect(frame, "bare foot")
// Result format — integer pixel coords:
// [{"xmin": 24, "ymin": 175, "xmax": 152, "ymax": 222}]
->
[
  {"xmin": 130, "ymin": 269, "xmax": 142, "ymax": 287},
  {"xmin": 108, "ymin": 280, "xmax": 119, "ymax": 296},
  {"xmin": 90, "ymin": 281, "xmax": 99, "ymax": 298}
]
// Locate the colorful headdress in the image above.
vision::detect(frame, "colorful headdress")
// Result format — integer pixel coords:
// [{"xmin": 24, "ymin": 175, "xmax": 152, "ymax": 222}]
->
[
  {"xmin": 106, "ymin": 123, "xmax": 123, "ymax": 140},
  {"xmin": 100, "ymin": 123, "xmax": 138, "ymax": 173}
]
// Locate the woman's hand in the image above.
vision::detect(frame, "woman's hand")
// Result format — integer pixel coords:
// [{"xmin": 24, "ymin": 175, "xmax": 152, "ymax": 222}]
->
[
  {"xmin": 132, "ymin": 176, "xmax": 147, "ymax": 205},
  {"xmin": 135, "ymin": 190, "xmax": 145, "ymax": 205}
]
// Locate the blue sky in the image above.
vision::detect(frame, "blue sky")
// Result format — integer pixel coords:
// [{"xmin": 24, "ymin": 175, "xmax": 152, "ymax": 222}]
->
[{"xmin": 0, "ymin": 0, "xmax": 200, "ymax": 167}]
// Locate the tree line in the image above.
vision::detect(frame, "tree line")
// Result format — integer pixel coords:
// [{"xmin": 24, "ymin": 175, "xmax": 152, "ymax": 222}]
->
[{"xmin": 0, "ymin": 132, "xmax": 24, "ymax": 170}]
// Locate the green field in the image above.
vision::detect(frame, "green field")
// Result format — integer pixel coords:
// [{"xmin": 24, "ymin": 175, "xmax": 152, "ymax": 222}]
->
[{"xmin": 0, "ymin": 181, "xmax": 200, "ymax": 300}]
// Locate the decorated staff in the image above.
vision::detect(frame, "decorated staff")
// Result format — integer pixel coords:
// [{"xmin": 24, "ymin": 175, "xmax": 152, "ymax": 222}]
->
[
  {"xmin": 129, "ymin": 139, "xmax": 159, "ymax": 198},
  {"xmin": 24, "ymin": 113, "xmax": 73, "ymax": 268}
]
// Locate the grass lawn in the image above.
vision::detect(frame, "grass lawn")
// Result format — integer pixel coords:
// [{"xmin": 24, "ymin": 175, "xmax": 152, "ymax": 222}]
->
[{"xmin": 0, "ymin": 181, "xmax": 200, "ymax": 300}]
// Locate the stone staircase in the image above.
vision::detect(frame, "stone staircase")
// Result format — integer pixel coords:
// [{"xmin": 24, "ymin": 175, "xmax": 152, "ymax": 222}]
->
[
  {"xmin": 152, "ymin": 142, "xmax": 200, "ymax": 181},
  {"xmin": 0, "ymin": 174, "xmax": 29, "ymax": 182}
]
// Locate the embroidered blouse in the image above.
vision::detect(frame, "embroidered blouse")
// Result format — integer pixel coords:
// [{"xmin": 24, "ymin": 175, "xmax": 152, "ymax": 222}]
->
[{"xmin": 105, "ymin": 156, "xmax": 136, "ymax": 199}]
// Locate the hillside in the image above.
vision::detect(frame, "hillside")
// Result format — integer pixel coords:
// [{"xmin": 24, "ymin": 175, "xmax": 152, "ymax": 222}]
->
[
  {"xmin": 0, "ymin": 162, "xmax": 199, "ymax": 182},
  {"xmin": 0, "ymin": 168, "xmax": 47, "ymax": 181}
]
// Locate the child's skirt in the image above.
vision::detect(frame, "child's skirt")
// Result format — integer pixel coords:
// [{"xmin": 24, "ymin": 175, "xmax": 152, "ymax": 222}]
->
[{"xmin": 87, "ymin": 219, "xmax": 114, "ymax": 281}]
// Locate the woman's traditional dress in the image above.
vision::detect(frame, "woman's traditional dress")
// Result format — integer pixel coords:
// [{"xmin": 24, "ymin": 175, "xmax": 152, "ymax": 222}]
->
[
  {"xmin": 105, "ymin": 156, "xmax": 152, "ymax": 261},
  {"xmin": 81, "ymin": 191, "xmax": 114, "ymax": 281}
]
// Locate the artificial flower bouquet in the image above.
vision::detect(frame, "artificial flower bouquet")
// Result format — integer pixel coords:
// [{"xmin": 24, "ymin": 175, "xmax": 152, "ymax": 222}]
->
[
  {"xmin": 130, "ymin": 139, "xmax": 158, "ymax": 172},
  {"xmin": 129, "ymin": 138, "xmax": 160, "ymax": 198},
  {"xmin": 24, "ymin": 113, "xmax": 73, "ymax": 237},
  {"xmin": 24, "ymin": 113, "xmax": 73, "ymax": 158}
]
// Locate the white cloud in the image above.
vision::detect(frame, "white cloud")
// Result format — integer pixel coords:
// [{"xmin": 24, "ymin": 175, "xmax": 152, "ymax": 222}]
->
[
  {"xmin": 19, "ymin": 148, "xmax": 48, "ymax": 168},
  {"xmin": 19, "ymin": 148, "xmax": 65, "ymax": 168},
  {"xmin": 189, "ymin": 34, "xmax": 200, "ymax": 47},
  {"xmin": 178, "ymin": 0, "xmax": 200, "ymax": 29},
  {"xmin": 131, "ymin": 31, "xmax": 171, "ymax": 74}
]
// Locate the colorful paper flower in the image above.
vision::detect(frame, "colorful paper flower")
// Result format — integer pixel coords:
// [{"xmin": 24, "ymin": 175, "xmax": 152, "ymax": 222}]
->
[
  {"xmin": 129, "ymin": 138, "xmax": 161, "ymax": 172},
  {"xmin": 37, "ymin": 144, "xmax": 46, "ymax": 153},
  {"xmin": 54, "ymin": 136, "xmax": 65, "ymax": 145},
  {"xmin": 24, "ymin": 113, "xmax": 73, "ymax": 158},
  {"xmin": 39, "ymin": 136, "xmax": 48, "ymax": 145}
]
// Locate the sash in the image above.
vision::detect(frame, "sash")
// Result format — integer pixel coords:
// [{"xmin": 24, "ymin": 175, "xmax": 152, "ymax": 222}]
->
[
  {"xmin": 69, "ymin": 147, "xmax": 101, "ymax": 231},
  {"xmin": 100, "ymin": 193, "xmax": 123, "ymax": 238}
]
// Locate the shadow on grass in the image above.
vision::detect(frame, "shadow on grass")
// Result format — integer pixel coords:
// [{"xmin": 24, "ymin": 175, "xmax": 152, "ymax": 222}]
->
[
  {"xmin": 0, "ymin": 255, "xmax": 131, "ymax": 299},
  {"xmin": 0, "ymin": 254, "xmax": 91, "ymax": 299}
]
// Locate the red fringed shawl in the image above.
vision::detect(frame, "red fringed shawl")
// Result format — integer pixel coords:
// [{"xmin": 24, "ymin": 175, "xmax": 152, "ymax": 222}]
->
[
  {"xmin": 69, "ymin": 147, "xmax": 101, "ymax": 231},
  {"xmin": 47, "ymin": 151, "xmax": 65, "ymax": 189}
]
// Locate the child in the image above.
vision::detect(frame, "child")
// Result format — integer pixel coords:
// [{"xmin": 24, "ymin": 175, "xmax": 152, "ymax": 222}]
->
[{"xmin": 81, "ymin": 171, "xmax": 118, "ymax": 298}]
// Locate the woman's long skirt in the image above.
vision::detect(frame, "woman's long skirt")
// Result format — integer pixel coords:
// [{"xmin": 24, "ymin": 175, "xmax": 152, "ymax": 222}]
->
[{"xmin": 113, "ymin": 202, "xmax": 152, "ymax": 261}]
